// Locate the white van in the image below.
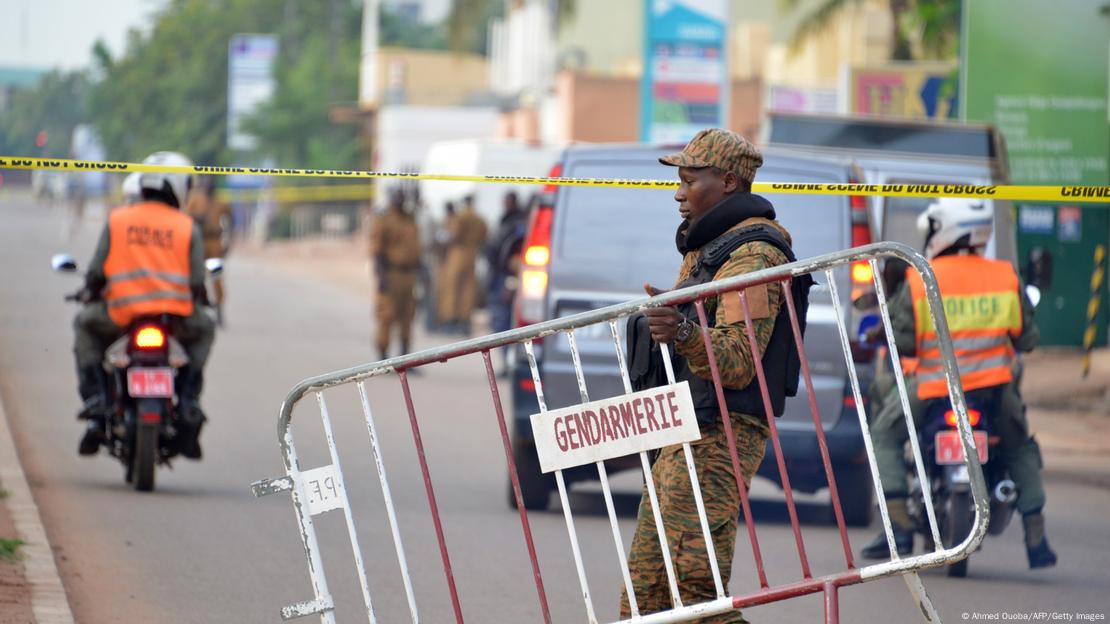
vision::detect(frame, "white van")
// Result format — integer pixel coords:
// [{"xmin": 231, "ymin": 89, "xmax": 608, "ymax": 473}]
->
[{"xmin": 417, "ymin": 139, "xmax": 563, "ymax": 229}]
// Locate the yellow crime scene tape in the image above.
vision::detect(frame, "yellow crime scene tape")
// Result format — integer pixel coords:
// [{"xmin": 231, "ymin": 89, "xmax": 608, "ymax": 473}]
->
[
  {"xmin": 217, "ymin": 184, "xmax": 375, "ymax": 203},
  {"xmin": 5, "ymin": 155, "xmax": 1110, "ymax": 203}
]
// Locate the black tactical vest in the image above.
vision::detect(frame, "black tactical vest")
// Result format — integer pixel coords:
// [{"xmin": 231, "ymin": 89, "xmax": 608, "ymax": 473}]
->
[{"xmin": 672, "ymin": 224, "xmax": 814, "ymax": 428}]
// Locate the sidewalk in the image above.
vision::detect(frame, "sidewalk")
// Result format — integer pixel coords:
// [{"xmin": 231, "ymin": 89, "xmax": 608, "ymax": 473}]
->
[
  {"xmin": 1023, "ymin": 348, "xmax": 1110, "ymax": 489},
  {"xmin": 239, "ymin": 236, "xmax": 1110, "ymax": 489}
]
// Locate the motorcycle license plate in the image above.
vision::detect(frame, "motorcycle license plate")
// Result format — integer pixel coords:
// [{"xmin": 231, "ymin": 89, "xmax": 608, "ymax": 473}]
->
[
  {"xmin": 935, "ymin": 430, "xmax": 988, "ymax": 465},
  {"xmin": 127, "ymin": 367, "xmax": 174, "ymax": 398}
]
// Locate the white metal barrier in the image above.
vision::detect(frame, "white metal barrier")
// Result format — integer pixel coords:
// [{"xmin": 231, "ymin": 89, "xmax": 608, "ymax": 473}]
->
[{"xmin": 252, "ymin": 241, "xmax": 990, "ymax": 623}]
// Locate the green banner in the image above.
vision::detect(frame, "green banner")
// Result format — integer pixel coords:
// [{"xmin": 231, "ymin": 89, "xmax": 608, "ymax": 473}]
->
[{"xmin": 962, "ymin": 0, "xmax": 1109, "ymax": 347}]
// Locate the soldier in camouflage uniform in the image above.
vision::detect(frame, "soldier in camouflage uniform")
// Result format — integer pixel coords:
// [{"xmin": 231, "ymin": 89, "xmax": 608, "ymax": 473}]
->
[
  {"xmin": 622, "ymin": 128, "xmax": 796, "ymax": 623},
  {"xmin": 370, "ymin": 189, "xmax": 422, "ymax": 360}
]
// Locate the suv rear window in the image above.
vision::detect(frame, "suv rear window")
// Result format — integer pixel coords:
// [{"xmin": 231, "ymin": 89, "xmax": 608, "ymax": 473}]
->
[
  {"xmin": 555, "ymin": 161, "xmax": 678, "ymax": 269},
  {"xmin": 556, "ymin": 159, "xmax": 848, "ymax": 266}
]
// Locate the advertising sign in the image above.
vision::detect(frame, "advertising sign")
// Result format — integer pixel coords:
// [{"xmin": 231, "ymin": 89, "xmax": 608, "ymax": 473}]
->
[
  {"xmin": 962, "ymin": 0, "xmax": 1109, "ymax": 346},
  {"xmin": 227, "ymin": 34, "xmax": 279, "ymax": 151},
  {"xmin": 640, "ymin": 0, "xmax": 728, "ymax": 144},
  {"xmin": 845, "ymin": 63, "xmax": 957, "ymax": 119},
  {"xmin": 767, "ymin": 85, "xmax": 839, "ymax": 114},
  {"xmin": 530, "ymin": 382, "xmax": 701, "ymax": 473}
]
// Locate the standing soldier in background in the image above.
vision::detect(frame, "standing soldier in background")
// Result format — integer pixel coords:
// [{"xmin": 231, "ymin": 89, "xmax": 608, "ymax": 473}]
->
[
  {"xmin": 186, "ymin": 177, "xmax": 232, "ymax": 326},
  {"xmin": 427, "ymin": 201, "xmax": 457, "ymax": 333},
  {"xmin": 438, "ymin": 195, "xmax": 488, "ymax": 335},
  {"xmin": 370, "ymin": 188, "xmax": 422, "ymax": 361}
]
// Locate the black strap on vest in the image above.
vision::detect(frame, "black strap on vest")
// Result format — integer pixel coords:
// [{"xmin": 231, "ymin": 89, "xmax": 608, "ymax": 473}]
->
[{"xmin": 628, "ymin": 223, "xmax": 814, "ymax": 428}]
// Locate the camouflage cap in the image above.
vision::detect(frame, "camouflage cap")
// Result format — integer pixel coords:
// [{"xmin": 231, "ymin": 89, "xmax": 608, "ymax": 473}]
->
[{"xmin": 659, "ymin": 128, "xmax": 763, "ymax": 183}]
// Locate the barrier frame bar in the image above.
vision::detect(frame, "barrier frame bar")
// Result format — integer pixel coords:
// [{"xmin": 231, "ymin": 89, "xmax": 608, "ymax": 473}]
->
[{"xmin": 258, "ymin": 242, "xmax": 988, "ymax": 624}]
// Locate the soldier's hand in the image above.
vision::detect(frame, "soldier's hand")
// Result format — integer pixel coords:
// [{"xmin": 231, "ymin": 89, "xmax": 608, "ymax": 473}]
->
[{"xmin": 643, "ymin": 283, "xmax": 680, "ymax": 344}]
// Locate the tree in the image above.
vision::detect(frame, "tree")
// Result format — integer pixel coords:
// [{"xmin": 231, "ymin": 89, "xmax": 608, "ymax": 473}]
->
[
  {"xmin": 242, "ymin": 1, "xmax": 363, "ymax": 171},
  {"xmin": 0, "ymin": 70, "xmax": 90, "ymax": 158},
  {"xmin": 446, "ymin": 0, "xmax": 575, "ymax": 53},
  {"xmin": 83, "ymin": 0, "xmax": 378, "ymax": 171},
  {"xmin": 88, "ymin": 0, "xmax": 284, "ymax": 165},
  {"xmin": 780, "ymin": 0, "xmax": 961, "ymax": 62}
]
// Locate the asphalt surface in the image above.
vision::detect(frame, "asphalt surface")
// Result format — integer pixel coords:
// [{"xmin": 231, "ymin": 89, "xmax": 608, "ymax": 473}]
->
[{"xmin": 0, "ymin": 194, "xmax": 1106, "ymax": 623}]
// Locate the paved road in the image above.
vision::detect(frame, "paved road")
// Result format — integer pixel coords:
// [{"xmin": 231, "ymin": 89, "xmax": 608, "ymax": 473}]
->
[{"xmin": 0, "ymin": 195, "xmax": 1106, "ymax": 623}]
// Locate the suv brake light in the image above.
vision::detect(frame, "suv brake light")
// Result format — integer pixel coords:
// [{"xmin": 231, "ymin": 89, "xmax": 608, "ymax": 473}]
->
[
  {"xmin": 517, "ymin": 205, "xmax": 553, "ymax": 328},
  {"xmin": 849, "ymin": 183, "xmax": 873, "ymax": 284}
]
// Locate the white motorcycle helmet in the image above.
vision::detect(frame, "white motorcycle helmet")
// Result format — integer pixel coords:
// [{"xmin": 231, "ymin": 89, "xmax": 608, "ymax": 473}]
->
[
  {"xmin": 121, "ymin": 171, "xmax": 142, "ymax": 204},
  {"xmin": 138, "ymin": 151, "xmax": 193, "ymax": 208},
  {"xmin": 916, "ymin": 197, "xmax": 993, "ymax": 260}
]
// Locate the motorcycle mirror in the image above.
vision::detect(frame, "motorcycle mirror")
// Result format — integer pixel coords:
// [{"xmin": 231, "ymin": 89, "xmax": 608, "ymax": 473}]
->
[
  {"xmin": 51, "ymin": 253, "xmax": 78, "ymax": 273},
  {"xmin": 205, "ymin": 257, "xmax": 224, "ymax": 277},
  {"xmin": 1025, "ymin": 284, "xmax": 1041, "ymax": 308}
]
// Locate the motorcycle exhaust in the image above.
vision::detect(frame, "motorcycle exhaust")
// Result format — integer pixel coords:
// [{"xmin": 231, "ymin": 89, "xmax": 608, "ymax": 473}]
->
[{"xmin": 993, "ymin": 479, "xmax": 1017, "ymax": 505}]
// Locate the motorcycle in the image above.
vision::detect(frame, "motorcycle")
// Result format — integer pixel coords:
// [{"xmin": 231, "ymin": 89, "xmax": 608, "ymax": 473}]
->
[
  {"xmin": 52, "ymin": 253, "xmax": 221, "ymax": 491},
  {"xmin": 907, "ymin": 386, "xmax": 1016, "ymax": 577}
]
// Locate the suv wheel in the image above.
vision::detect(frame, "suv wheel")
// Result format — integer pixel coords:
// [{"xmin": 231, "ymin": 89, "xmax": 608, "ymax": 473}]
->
[
  {"xmin": 832, "ymin": 463, "xmax": 874, "ymax": 527},
  {"xmin": 508, "ymin": 439, "xmax": 554, "ymax": 511}
]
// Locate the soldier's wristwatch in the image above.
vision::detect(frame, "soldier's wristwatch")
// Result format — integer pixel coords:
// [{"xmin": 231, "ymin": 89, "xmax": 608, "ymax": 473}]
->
[{"xmin": 675, "ymin": 317, "xmax": 696, "ymax": 343}]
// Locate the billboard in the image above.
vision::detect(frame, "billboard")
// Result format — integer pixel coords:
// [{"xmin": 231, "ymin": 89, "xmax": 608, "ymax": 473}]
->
[
  {"xmin": 640, "ymin": 0, "xmax": 728, "ymax": 143},
  {"xmin": 227, "ymin": 34, "xmax": 278, "ymax": 151},
  {"xmin": 845, "ymin": 62, "xmax": 957, "ymax": 119},
  {"xmin": 962, "ymin": 0, "xmax": 1109, "ymax": 346}
]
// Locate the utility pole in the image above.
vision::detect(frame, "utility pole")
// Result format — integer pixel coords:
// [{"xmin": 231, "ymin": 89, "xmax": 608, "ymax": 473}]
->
[{"xmin": 358, "ymin": 0, "xmax": 381, "ymax": 236}]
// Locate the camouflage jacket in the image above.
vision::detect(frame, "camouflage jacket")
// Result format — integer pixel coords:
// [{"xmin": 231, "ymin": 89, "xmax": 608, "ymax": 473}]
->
[{"xmin": 673, "ymin": 216, "xmax": 792, "ymax": 434}]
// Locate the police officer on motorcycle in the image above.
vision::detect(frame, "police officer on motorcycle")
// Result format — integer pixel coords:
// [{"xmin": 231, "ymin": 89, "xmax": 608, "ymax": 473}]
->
[
  {"xmin": 72, "ymin": 152, "xmax": 216, "ymax": 460},
  {"xmin": 861, "ymin": 198, "xmax": 1057, "ymax": 569}
]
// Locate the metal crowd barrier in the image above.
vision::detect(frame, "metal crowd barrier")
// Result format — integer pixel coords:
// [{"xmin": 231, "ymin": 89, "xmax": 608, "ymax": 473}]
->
[{"xmin": 252, "ymin": 241, "xmax": 990, "ymax": 624}]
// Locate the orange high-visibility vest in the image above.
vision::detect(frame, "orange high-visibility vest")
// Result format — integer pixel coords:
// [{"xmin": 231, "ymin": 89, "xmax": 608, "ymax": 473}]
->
[
  {"xmin": 103, "ymin": 202, "xmax": 195, "ymax": 327},
  {"xmin": 907, "ymin": 255, "xmax": 1022, "ymax": 400}
]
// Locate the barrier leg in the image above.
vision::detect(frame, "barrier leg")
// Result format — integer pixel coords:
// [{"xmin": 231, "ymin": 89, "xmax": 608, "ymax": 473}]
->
[
  {"xmin": 481, "ymin": 351, "xmax": 552, "ymax": 623},
  {"xmin": 694, "ymin": 300, "xmax": 769, "ymax": 589}
]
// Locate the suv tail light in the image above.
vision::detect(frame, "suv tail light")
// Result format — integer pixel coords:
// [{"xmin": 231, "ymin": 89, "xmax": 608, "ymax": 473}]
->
[
  {"xmin": 849, "ymin": 190, "xmax": 873, "ymax": 284},
  {"xmin": 134, "ymin": 326, "xmax": 166, "ymax": 349},
  {"xmin": 517, "ymin": 203, "xmax": 553, "ymax": 328}
]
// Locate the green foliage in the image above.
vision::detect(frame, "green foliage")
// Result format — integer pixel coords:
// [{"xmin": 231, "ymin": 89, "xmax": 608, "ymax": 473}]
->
[
  {"xmin": 88, "ymin": 0, "xmax": 283, "ymax": 165},
  {"xmin": 780, "ymin": 0, "xmax": 961, "ymax": 61},
  {"xmin": 381, "ymin": 8, "xmax": 448, "ymax": 50},
  {"xmin": 0, "ymin": 537, "xmax": 23, "ymax": 564},
  {"xmin": 446, "ymin": 0, "xmax": 574, "ymax": 54},
  {"xmin": 0, "ymin": 70, "xmax": 89, "ymax": 158},
  {"xmin": 88, "ymin": 0, "xmax": 368, "ymax": 170}
]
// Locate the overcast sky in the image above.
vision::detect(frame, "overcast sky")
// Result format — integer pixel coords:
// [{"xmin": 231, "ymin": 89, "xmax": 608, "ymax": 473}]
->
[{"xmin": 0, "ymin": 0, "xmax": 167, "ymax": 71}]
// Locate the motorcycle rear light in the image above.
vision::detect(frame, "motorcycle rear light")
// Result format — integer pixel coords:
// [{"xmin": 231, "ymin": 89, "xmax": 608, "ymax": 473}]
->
[
  {"xmin": 141, "ymin": 412, "xmax": 161, "ymax": 423},
  {"xmin": 519, "ymin": 377, "xmax": 536, "ymax": 392},
  {"xmin": 944, "ymin": 408, "xmax": 981, "ymax": 428},
  {"xmin": 134, "ymin": 326, "xmax": 165, "ymax": 349}
]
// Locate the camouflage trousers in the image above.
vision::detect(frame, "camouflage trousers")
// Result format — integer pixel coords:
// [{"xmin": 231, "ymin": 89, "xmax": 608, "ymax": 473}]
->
[{"xmin": 619, "ymin": 415, "xmax": 768, "ymax": 624}]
